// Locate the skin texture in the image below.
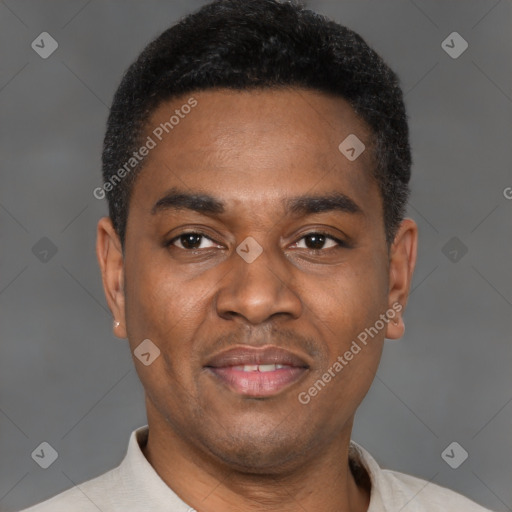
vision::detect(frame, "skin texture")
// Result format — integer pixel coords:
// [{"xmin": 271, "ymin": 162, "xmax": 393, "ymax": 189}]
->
[{"xmin": 96, "ymin": 88, "xmax": 418, "ymax": 512}]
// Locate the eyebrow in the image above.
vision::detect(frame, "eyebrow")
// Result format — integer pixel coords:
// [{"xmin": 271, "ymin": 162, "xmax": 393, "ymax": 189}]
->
[
  {"xmin": 151, "ymin": 188, "xmax": 225, "ymax": 216},
  {"xmin": 151, "ymin": 187, "xmax": 362, "ymax": 217},
  {"xmin": 284, "ymin": 193, "xmax": 362, "ymax": 216}
]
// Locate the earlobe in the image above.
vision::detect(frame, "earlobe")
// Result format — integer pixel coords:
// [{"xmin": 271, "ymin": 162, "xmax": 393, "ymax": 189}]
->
[
  {"xmin": 96, "ymin": 217, "xmax": 127, "ymax": 339},
  {"xmin": 385, "ymin": 218, "xmax": 418, "ymax": 340},
  {"xmin": 385, "ymin": 312, "xmax": 405, "ymax": 340}
]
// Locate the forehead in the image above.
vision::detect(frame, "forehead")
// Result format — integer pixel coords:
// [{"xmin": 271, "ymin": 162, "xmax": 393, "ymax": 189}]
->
[{"xmin": 131, "ymin": 88, "xmax": 380, "ymax": 221}]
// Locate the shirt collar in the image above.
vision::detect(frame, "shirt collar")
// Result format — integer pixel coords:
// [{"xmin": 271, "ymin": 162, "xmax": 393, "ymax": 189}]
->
[
  {"xmin": 349, "ymin": 440, "xmax": 389, "ymax": 512},
  {"xmin": 119, "ymin": 426, "xmax": 383, "ymax": 511},
  {"xmin": 115, "ymin": 426, "xmax": 193, "ymax": 511}
]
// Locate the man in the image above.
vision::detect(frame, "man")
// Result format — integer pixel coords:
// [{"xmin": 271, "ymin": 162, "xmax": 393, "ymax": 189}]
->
[{"xmin": 23, "ymin": 0, "xmax": 495, "ymax": 510}]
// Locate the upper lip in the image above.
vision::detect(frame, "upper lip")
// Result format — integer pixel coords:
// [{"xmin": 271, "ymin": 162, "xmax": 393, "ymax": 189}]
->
[{"xmin": 205, "ymin": 346, "xmax": 310, "ymax": 368}]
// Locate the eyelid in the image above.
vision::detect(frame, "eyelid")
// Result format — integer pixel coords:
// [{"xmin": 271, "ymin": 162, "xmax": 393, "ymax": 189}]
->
[
  {"xmin": 291, "ymin": 231, "xmax": 347, "ymax": 249},
  {"xmin": 167, "ymin": 230, "xmax": 221, "ymax": 249},
  {"xmin": 167, "ymin": 229, "xmax": 347, "ymax": 252}
]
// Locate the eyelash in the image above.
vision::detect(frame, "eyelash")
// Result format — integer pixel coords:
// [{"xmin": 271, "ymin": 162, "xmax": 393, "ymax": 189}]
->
[{"xmin": 166, "ymin": 231, "xmax": 347, "ymax": 252}]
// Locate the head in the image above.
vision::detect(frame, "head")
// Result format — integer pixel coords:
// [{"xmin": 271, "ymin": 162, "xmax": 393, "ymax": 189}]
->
[{"xmin": 97, "ymin": 0, "xmax": 417, "ymax": 473}]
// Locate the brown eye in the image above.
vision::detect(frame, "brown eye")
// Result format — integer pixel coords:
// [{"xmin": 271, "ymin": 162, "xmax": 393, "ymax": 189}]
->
[
  {"xmin": 295, "ymin": 233, "xmax": 341, "ymax": 251},
  {"xmin": 168, "ymin": 232, "xmax": 218, "ymax": 250},
  {"xmin": 304, "ymin": 234, "xmax": 326, "ymax": 250},
  {"xmin": 180, "ymin": 233, "xmax": 203, "ymax": 249}
]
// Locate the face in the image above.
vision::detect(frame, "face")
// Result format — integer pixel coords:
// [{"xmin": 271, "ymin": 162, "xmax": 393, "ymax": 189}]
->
[{"xmin": 97, "ymin": 88, "xmax": 417, "ymax": 473}]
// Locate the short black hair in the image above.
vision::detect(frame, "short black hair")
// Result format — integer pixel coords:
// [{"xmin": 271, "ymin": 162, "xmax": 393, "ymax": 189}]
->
[{"xmin": 101, "ymin": 0, "xmax": 411, "ymax": 248}]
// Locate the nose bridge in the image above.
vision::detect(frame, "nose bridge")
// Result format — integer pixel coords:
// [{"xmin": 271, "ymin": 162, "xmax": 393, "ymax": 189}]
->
[{"xmin": 215, "ymin": 239, "xmax": 302, "ymax": 324}]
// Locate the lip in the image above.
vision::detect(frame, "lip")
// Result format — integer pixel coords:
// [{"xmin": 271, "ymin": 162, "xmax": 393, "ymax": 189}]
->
[
  {"xmin": 206, "ymin": 346, "xmax": 310, "ymax": 368},
  {"xmin": 205, "ymin": 346, "xmax": 309, "ymax": 398}
]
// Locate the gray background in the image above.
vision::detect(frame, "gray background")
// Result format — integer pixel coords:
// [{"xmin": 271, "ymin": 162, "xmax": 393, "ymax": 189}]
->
[{"xmin": 0, "ymin": 0, "xmax": 511, "ymax": 510}]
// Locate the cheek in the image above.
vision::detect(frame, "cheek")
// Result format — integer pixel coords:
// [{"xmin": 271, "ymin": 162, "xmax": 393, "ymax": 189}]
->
[
  {"xmin": 126, "ymin": 247, "xmax": 190, "ymax": 325},
  {"xmin": 301, "ymin": 254, "xmax": 388, "ymax": 401},
  {"xmin": 124, "ymin": 263, "xmax": 207, "ymax": 406},
  {"xmin": 125, "ymin": 257, "xmax": 215, "ymax": 371},
  {"xmin": 306, "ymin": 260, "xmax": 388, "ymax": 331},
  {"xmin": 123, "ymin": 259, "xmax": 176, "ymax": 357}
]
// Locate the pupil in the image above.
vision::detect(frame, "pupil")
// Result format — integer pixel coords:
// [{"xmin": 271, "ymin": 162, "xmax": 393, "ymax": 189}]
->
[
  {"xmin": 182, "ymin": 234, "xmax": 201, "ymax": 249},
  {"xmin": 306, "ymin": 234, "xmax": 325, "ymax": 250}
]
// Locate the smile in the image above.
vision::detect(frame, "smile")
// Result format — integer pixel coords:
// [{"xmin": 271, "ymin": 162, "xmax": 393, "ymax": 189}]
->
[{"xmin": 205, "ymin": 346, "xmax": 309, "ymax": 397}]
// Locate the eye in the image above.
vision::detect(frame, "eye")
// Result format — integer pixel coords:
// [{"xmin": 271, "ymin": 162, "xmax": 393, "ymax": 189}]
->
[
  {"xmin": 167, "ymin": 231, "xmax": 346, "ymax": 252},
  {"xmin": 168, "ymin": 232, "xmax": 219, "ymax": 250},
  {"xmin": 293, "ymin": 232, "xmax": 343, "ymax": 251}
]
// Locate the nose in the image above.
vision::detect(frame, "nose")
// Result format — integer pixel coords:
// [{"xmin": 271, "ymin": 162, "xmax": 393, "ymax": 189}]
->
[{"xmin": 215, "ymin": 243, "xmax": 302, "ymax": 325}]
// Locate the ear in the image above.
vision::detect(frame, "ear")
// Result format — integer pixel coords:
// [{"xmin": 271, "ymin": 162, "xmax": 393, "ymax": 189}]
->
[
  {"xmin": 96, "ymin": 217, "xmax": 127, "ymax": 339},
  {"xmin": 385, "ymin": 218, "xmax": 418, "ymax": 340}
]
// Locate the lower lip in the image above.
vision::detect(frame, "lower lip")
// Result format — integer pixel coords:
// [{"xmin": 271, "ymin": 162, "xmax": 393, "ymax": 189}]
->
[{"xmin": 207, "ymin": 367, "xmax": 307, "ymax": 397}]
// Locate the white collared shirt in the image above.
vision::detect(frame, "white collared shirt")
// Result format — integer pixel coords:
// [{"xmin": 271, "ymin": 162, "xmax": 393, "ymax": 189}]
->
[{"xmin": 21, "ymin": 426, "xmax": 494, "ymax": 512}]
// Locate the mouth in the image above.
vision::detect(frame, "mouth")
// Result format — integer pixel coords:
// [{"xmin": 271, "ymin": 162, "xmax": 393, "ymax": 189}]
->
[{"xmin": 204, "ymin": 346, "xmax": 310, "ymax": 398}]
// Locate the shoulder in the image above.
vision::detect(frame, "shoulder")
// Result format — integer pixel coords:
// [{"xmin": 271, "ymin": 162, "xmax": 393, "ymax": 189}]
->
[
  {"xmin": 20, "ymin": 467, "xmax": 124, "ymax": 512},
  {"xmin": 380, "ymin": 468, "xmax": 494, "ymax": 511},
  {"xmin": 349, "ymin": 441, "xmax": 495, "ymax": 512},
  {"xmin": 20, "ymin": 426, "xmax": 191, "ymax": 512}
]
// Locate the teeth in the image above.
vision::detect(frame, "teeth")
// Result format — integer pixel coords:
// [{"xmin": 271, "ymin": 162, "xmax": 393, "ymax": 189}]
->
[{"xmin": 231, "ymin": 364, "xmax": 289, "ymax": 372}]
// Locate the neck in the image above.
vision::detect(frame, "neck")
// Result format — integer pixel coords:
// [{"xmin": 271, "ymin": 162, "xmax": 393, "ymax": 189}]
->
[{"xmin": 142, "ymin": 413, "xmax": 370, "ymax": 512}]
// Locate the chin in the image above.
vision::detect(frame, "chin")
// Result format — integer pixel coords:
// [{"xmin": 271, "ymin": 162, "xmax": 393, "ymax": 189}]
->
[{"xmin": 202, "ymin": 425, "xmax": 311, "ymax": 474}]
